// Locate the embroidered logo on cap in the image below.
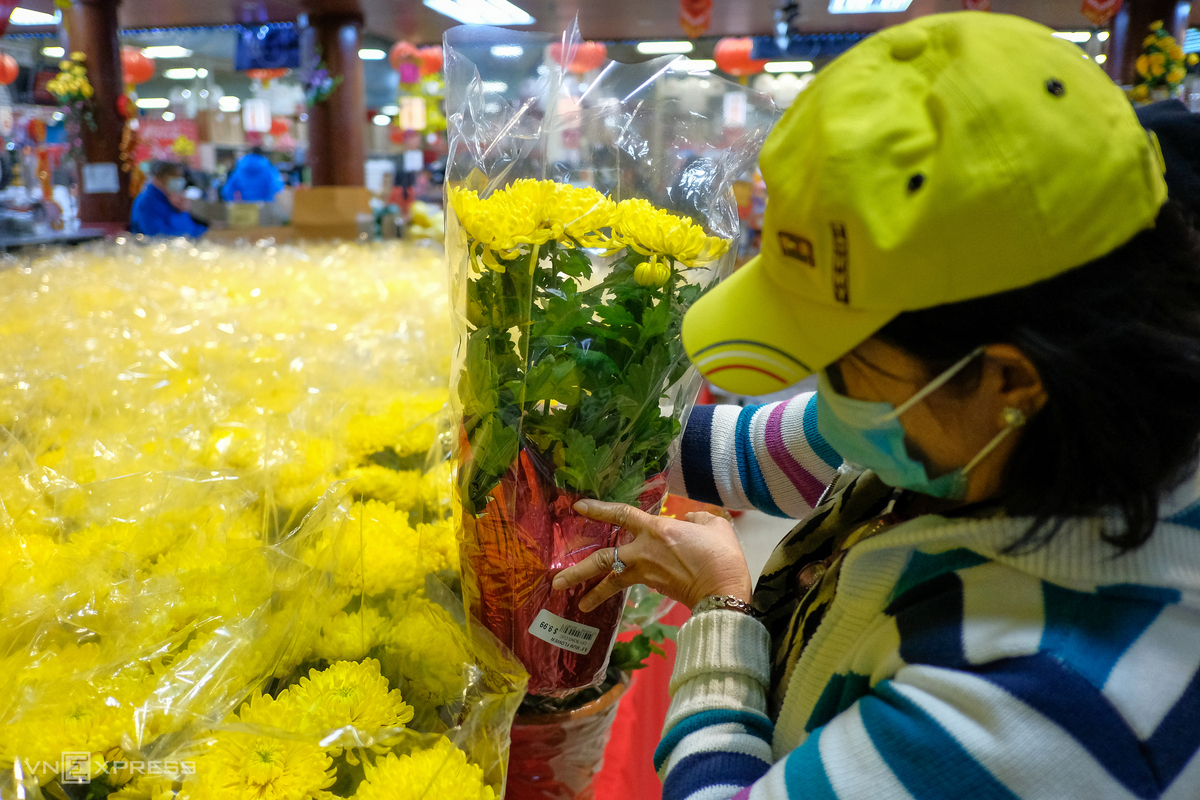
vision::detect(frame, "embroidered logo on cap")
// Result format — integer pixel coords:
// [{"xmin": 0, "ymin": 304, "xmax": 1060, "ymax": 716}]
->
[
  {"xmin": 778, "ymin": 232, "xmax": 815, "ymax": 267},
  {"xmin": 831, "ymin": 222, "xmax": 849, "ymax": 304}
]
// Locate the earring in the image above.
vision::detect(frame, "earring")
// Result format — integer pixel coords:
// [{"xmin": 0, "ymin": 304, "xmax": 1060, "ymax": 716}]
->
[{"xmin": 1001, "ymin": 407, "xmax": 1027, "ymax": 428}]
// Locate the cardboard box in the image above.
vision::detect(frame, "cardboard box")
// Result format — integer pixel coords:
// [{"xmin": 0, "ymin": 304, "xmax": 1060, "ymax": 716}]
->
[{"xmin": 291, "ymin": 186, "xmax": 373, "ymax": 240}]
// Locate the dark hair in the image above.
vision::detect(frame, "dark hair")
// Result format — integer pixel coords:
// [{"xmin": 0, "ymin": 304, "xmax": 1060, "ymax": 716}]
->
[
  {"xmin": 149, "ymin": 160, "xmax": 184, "ymax": 180},
  {"xmin": 875, "ymin": 201, "xmax": 1200, "ymax": 552}
]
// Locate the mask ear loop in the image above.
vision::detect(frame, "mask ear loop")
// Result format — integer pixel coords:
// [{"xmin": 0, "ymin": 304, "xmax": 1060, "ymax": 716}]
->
[
  {"xmin": 960, "ymin": 406, "xmax": 1028, "ymax": 477},
  {"xmin": 878, "ymin": 345, "xmax": 987, "ymax": 423}
]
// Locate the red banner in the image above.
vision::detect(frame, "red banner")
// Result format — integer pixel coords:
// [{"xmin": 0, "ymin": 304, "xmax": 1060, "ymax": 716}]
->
[
  {"xmin": 963, "ymin": 0, "xmax": 991, "ymax": 10},
  {"xmin": 1081, "ymin": 0, "xmax": 1122, "ymax": 26},
  {"xmin": 131, "ymin": 118, "xmax": 201, "ymax": 168}
]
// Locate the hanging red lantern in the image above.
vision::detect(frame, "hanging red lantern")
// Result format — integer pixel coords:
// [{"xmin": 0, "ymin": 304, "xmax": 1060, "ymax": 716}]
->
[
  {"xmin": 713, "ymin": 38, "xmax": 768, "ymax": 76},
  {"xmin": 548, "ymin": 41, "xmax": 608, "ymax": 74},
  {"xmin": 0, "ymin": 53, "xmax": 18, "ymax": 86},
  {"xmin": 121, "ymin": 47, "xmax": 155, "ymax": 86},
  {"xmin": 246, "ymin": 67, "xmax": 288, "ymax": 86},
  {"xmin": 389, "ymin": 127, "xmax": 405, "ymax": 145},
  {"xmin": 269, "ymin": 117, "xmax": 290, "ymax": 136},
  {"xmin": 417, "ymin": 46, "xmax": 443, "ymax": 77},
  {"xmin": 390, "ymin": 41, "xmax": 420, "ymax": 84},
  {"xmin": 680, "ymin": 0, "xmax": 712, "ymax": 38}
]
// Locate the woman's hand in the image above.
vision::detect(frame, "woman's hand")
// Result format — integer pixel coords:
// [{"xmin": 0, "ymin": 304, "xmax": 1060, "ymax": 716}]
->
[{"xmin": 552, "ymin": 499, "xmax": 754, "ymax": 612}]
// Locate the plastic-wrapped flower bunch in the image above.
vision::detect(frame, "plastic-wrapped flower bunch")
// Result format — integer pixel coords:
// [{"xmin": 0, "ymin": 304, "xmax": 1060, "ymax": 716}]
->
[{"xmin": 0, "ymin": 239, "xmax": 526, "ymax": 800}]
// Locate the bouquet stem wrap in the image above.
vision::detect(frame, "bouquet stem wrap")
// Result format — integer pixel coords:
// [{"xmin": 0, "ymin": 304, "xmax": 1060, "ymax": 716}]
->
[{"xmin": 445, "ymin": 25, "xmax": 775, "ymax": 696}]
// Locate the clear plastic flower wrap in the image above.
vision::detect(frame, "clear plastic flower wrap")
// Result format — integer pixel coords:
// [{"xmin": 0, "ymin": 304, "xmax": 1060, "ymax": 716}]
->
[
  {"xmin": 445, "ymin": 24, "xmax": 776, "ymax": 696},
  {"xmin": 0, "ymin": 239, "xmax": 527, "ymax": 800}
]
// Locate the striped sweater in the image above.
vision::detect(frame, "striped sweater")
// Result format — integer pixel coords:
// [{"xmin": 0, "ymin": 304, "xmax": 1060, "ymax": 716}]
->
[{"xmin": 659, "ymin": 396, "xmax": 1200, "ymax": 800}]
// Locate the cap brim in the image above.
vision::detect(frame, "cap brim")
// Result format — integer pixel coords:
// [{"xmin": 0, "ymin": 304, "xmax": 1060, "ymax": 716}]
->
[{"xmin": 683, "ymin": 256, "xmax": 896, "ymax": 395}]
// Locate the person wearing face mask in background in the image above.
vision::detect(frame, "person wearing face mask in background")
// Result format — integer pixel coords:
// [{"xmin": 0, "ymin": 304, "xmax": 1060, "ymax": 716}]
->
[
  {"xmin": 129, "ymin": 160, "xmax": 208, "ymax": 238},
  {"xmin": 554, "ymin": 13, "xmax": 1200, "ymax": 800}
]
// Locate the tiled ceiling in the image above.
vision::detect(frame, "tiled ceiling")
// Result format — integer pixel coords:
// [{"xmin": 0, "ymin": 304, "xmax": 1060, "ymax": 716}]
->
[{"xmin": 9, "ymin": 0, "xmax": 1199, "ymax": 45}]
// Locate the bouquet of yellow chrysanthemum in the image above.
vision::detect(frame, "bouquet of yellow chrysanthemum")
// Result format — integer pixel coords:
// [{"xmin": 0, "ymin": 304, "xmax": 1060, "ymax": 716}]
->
[
  {"xmin": 1132, "ymin": 20, "xmax": 1191, "ymax": 102},
  {"xmin": 47, "ymin": 50, "xmax": 97, "ymax": 165},
  {"xmin": 444, "ymin": 24, "xmax": 775, "ymax": 696},
  {"xmin": 0, "ymin": 240, "xmax": 526, "ymax": 800}
]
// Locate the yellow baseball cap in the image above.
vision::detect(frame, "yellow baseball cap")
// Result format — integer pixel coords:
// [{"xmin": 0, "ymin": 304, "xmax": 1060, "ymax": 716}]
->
[{"xmin": 683, "ymin": 12, "xmax": 1167, "ymax": 396}]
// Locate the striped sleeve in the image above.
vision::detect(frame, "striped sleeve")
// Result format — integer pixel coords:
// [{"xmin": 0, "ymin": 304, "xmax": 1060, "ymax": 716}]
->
[{"xmin": 670, "ymin": 394, "xmax": 842, "ymax": 518}]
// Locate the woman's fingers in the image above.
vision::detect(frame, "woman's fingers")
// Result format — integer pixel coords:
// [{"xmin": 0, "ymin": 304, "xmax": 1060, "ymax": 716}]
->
[
  {"xmin": 552, "ymin": 544, "xmax": 622, "ymax": 591},
  {"xmin": 578, "ymin": 572, "xmax": 627, "ymax": 613},
  {"xmin": 573, "ymin": 499, "xmax": 658, "ymax": 534}
]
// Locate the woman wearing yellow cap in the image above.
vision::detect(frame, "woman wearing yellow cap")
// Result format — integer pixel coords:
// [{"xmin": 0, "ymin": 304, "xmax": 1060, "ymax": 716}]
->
[{"xmin": 555, "ymin": 11, "xmax": 1200, "ymax": 800}]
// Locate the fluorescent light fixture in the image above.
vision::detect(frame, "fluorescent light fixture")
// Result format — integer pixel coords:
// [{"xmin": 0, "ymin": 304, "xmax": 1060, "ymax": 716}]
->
[
  {"xmin": 141, "ymin": 46, "xmax": 193, "ymax": 59},
  {"xmin": 765, "ymin": 61, "xmax": 814, "ymax": 73},
  {"xmin": 197, "ymin": 68, "xmax": 209, "ymax": 78},
  {"xmin": 481, "ymin": 80, "xmax": 507, "ymax": 93},
  {"xmin": 1095, "ymin": 53, "xmax": 1107, "ymax": 63},
  {"xmin": 135, "ymin": 98, "xmax": 171, "ymax": 109},
  {"xmin": 422, "ymin": 0, "xmax": 535, "ymax": 25},
  {"xmin": 1052, "ymin": 31, "xmax": 1091, "ymax": 43},
  {"xmin": 10, "ymin": 7, "xmax": 59, "ymax": 25},
  {"xmin": 218, "ymin": 96, "xmax": 241, "ymax": 112},
  {"xmin": 359, "ymin": 48, "xmax": 387, "ymax": 60},
  {"xmin": 42, "ymin": 46, "xmax": 64, "ymax": 58},
  {"xmin": 828, "ymin": 0, "xmax": 911, "ymax": 12},
  {"xmin": 164, "ymin": 68, "xmax": 198, "ymax": 80},
  {"xmin": 161, "ymin": 111, "xmax": 176, "ymax": 121},
  {"xmin": 51, "ymin": 111, "xmax": 63, "ymax": 121},
  {"xmin": 491, "ymin": 44, "xmax": 524, "ymax": 58},
  {"xmin": 671, "ymin": 58, "xmax": 716, "ymax": 71},
  {"xmin": 373, "ymin": 113, "xmax": 392, "ymax": 126},
  {"xmin": 1098, "ymin": 31, "xmax": 1110, "ymax": 42},
  {"xmin": 636, "ymin": 40, "xmax": 693, "ymax": 55},
  {"xmin": 380, "ymin": 104, "xmax": 400, "ymax": 115}
]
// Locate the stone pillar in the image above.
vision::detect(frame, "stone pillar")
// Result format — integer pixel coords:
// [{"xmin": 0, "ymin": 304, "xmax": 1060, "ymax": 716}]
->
[
  {"xmin": 61, "ymin": 0, "xmax": 131, "ymax": 225},
  {"xmin": 303, "ymin": 8, "xmax": 366, "ymax": 186},
  {"xmin": 1106, "ymin": 0, "xmax": 1192, "ymax": 85}
]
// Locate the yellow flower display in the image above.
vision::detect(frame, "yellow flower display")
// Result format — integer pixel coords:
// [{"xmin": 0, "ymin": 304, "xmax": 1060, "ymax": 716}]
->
[
  {"xmin": 611, "ymin": 197, "xmax": 731, "ymax": 267},
  {"xmin": 185, "ymin": 730, "xmax": 335, "ymax": 800},
  {"xmin": 1132, "ymin": 20, "xmax": 1191, "ymax": 100},
  {"xmin": 354, "ymin": 737, "xmax": 495, "ymax": 800},
  {"xmin": 284, "ymin": 659, "xmax": 415, "ymax": 741}
]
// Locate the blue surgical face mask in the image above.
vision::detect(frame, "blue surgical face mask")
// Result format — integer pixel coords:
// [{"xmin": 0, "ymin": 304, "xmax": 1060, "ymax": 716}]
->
[
  {"xmin": 816, "ymin": 346, "xmax": 1016, "ymax": 499},
  {"xmin": 166, "ymin": 177, "xmax": 186, "ymax": 193}
]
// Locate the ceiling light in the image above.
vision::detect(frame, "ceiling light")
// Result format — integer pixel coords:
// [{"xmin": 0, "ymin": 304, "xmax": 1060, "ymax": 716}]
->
[
  {"xmin": 218, "ymin": 96, "xmax": 241, "ymax": 112},
  {"xmin": 828, "ymin": 0, "xmax": 911, "ymax": 12},
  {"xmin": 1098, "ymin": 31, "xmax": 1110, "ymax": 42},
  {"xmin": 164, "ymin": 68, "xmax": 198, "ymax": 80},
  {"xmin": 491, "ymin": 44, "xmax": 524, "ymax": 58},
  {"xmin": 422, "ymin": 0, "xmax": 535, "ymax": 26},
  {"xmin": 161, "ymin": 111, "xmax": 176, "ymax": 121},
  {"xmin": 180, "ymin": 89, "xmax": 191, "ymax": 98},
  {"xmin": 380, "ymin": 104, "xmax": 400, "ymax": 115},
  {"xmin": 51, "ymin": 111, "xmax": 63, "ymax": 121},
  {"xmin": 10, "ymin": 7, "xmax": 59, "ymax": 25},
  {"xmin": 135, "ymin": 98, "xmax": 170, "ymax": 109},
  {"xmin": 197, "ymin": 68, "xmax": 209, "ymax": 78},
  {"xmin": 1052, "ymin": 31, "xmax": 1091, "ymax": 43},
  {"xmin": 359, "ymin": 48, "xmax": 387, "ymax": 60},
  {"xmin": 765, "ymin": 61, "xmax": 814, "ymax": 73},
  {"xmin": 636, "ymin": 41, "xmax": 693, "ymax": 55},
  {"xmin": 42, "ymin": 46, "xmax": 64, "ymax": 58},
  {"xmin": 481, "ymin": 80, "xmax": 507, "ymax": 93},
  {"xmin": 141, "ymin": 46, "xmax": 192, "ymax": 59},
  {"xmin": 671, "ymin": 58, "xmax": 716, "ymax": 72},
  {"xmin": 373, "ymin": 114, "xmax": 392, "ymax": 126},
  {"xmin": 1095, "ymin": 53, "xmax": 1107, "ymax": 63}
]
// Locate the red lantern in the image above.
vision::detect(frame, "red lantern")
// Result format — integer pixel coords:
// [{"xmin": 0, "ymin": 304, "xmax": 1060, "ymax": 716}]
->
[
  {"xmin": 713, "ymin": 38, "xmax": 768, "ymax": 76},
  {"xmin": 0, "ymin": 53, "xmax": 17, "ymax": 86},
  {"xmin": 27, "ymin": 117, "xmax": 45, "ymax": 143},
  {"xmin": 389, "ymin": 41, "xmax": 418, "ymax": 71},
  {"xmin": 247, "ymin": 67, "xmax": 288, "ymax": 86},
  {"xmin": 680, "ymin": 0, "xmax": 712, "ymax": 38},
  {"xmin": 417, "ymin": 46, "xmax": 443, "ymax": 77},
  {"xmin": 121, "ymin": 47, "xmax": 155, "ymax": 86},
  {"xmin": 548, "ymin": 41, "xmax": 608, "ymax": 74},
  {"xmin": 389, "ymin": 127, "xmax": 405, "ymax": 145},
  {"xmin": 269, "ymin": 117, "xmax": 290, "ymax": 136}
]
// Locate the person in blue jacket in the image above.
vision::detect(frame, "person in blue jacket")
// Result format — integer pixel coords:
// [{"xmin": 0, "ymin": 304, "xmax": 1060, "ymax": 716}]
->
[
  {"xmin": 129, "ymin": 161, "xmax": 207, "ymax": 237},
  {"xmin": 221, "ymin": 147, "xmax": 284, "ymax": 203}
]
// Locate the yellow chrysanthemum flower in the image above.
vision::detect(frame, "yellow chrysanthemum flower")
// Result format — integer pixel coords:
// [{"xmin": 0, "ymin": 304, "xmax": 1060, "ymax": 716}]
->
[
  {"xmin": 384, "ymin": 597, "xmax": 472, "ymax": 707},
  {"xmin": 355, "ymin": 737, "xmax": 495, "ymax": 800},
  {"xmin": 1132, "ymin": 84, "xmax": 1151, "ymax": 101},
  {"xmin": 1137, "ymin": 54, "xmax": 1151, "ymax": 77},
  {"xmin": 110, "ymin": 775, "xmax": 178, "ymax": 800},
  {"xmin": 284, "ymin": 659, "xmax": 414, "ymax": 742},
  {"xmin": 311, "ymin": 605, "xmax": 391, "ymax": 662},
  {"xmin": 544, "ymin": 183, "xmax": 616, "ymax": 247},
  {"xmin": 71, "ymin": 51, "xmax": 86, "ymax": 62},
  {"xmin": 1170, "ymin": 45, "xmax": 1185, "ymax": 61},
  {"xmin": 185, "ymin": 730, "xmax": 334, "ymax": 800},
  {"xmin": 451, "ymin": 184, "xmax": 557, "ymax": 269},
  {"xmin": 1168, "ymin": 67, "xmax": 1186, "ymax": 84},
  {"xmin": 1149, "ymin": 52, "xmax": 1167, "ymax": 76},
  {"xmin": 1190, "ymin": 53, "xmax": 1200, "ymax": 66},
  {"xmin": 611, "ymin": 198, "xmax": 731, "ymax": 267}
]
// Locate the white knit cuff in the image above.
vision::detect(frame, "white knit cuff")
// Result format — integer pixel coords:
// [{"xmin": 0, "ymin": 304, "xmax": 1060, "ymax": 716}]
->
[{"xmin": 669, "ymin": 609, "xmax": 771, "ymax": 695}]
